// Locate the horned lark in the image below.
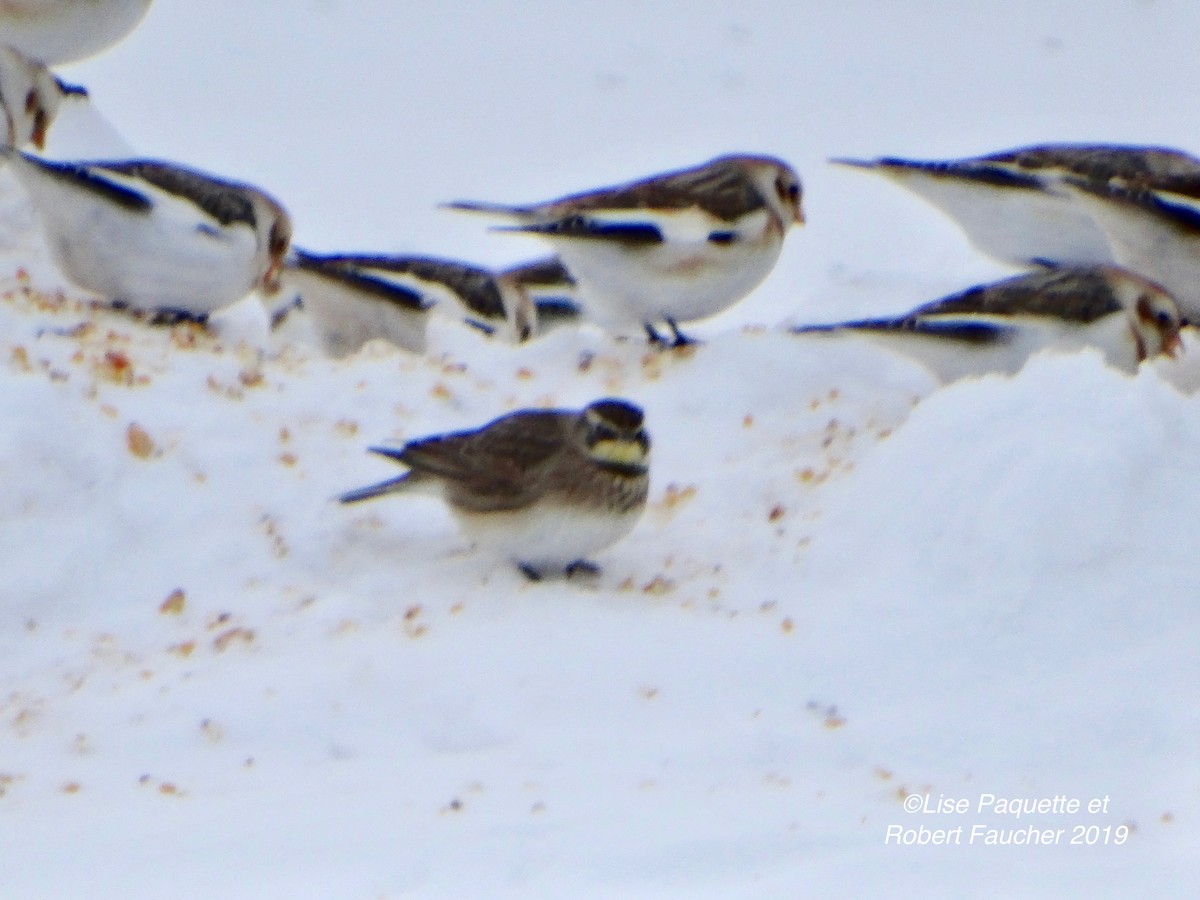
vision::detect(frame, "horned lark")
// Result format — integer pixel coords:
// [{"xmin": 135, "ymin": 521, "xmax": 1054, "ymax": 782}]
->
[
  {"xmin": 445, "ymin": 153, "xmax": 804, "ymax": 346},
  {"xmin": 831, "ymin": 144, "xmax": 1200, "ymax": 268},
  {"xmin": 792, "ymin": 264, "xmax": 1183, "ymax": 382},
  {"xmin": 339, "ymin": 399, "xmax": 650, "ymax": 578},
  {"xmin": 2, "ymin": 148, "xmax": 292, "ymax": 323},
  {"xmin": 0, "ymin": 0, "xmax": 153, "ymax": 64},
  {"xmin": 278, "ymin": 251, "xmax": 578, "ymax": 357},
  {"xmin": 0, "ymin": 44, "xmax": 84, "ymax": 150}
]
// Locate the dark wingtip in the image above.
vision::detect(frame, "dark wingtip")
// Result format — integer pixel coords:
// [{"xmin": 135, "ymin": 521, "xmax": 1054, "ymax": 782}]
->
[
  {"xmin": 57, "ymin": 78, "xmax": 89, "ymax": 98},
  {"xmin": 367, "ymin": 446, "xmax": 409, "ymax": 463},
  {"xmin": 828, "ymin": 156, "xmax": 878, "ymax": 169}
]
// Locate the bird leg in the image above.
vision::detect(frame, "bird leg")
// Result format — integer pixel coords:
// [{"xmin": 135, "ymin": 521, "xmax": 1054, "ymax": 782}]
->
[
  {"xmin": 644, "ymin": 322, "xmax": 672, "ymax": 346},
  {"xmin": 665, "ymin": 317, "xmax": 697, "ymax": 347}
]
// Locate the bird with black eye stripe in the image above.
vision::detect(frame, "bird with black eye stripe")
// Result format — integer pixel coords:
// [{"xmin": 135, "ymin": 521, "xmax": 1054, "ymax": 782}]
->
[
  {"xmin": 445, "ymin": 154, "xmax": 804, "ymax": 346},
  {"xmin": 339, "ymin": 398, "xmax": 650, "ymax": 580}
]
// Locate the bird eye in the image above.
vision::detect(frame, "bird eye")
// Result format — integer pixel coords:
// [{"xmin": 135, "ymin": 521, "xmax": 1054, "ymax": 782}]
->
[{"xmin": 775, "ymin": 175, "xmax": 799, "ymax": 202}]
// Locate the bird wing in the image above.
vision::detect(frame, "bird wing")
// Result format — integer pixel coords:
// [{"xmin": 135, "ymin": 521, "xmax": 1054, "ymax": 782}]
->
[
  {"xmin": 96, "ymin": 160, "xmax": 260, "ymax": 229},
  {"xmin": 9, "ymin": 152, "xmax": 153, "ymax": 213},
  {"xmin": 549, "ymin": 157, "xmax": 767, "ymax": 220},
  {"xmin": 496, "ymin": 216, "xmax": 666, "ymax": 245},
  {"xmin": 980, "ymin": 144, "xmax": 1200, "ymax": 196},
  {"xmin": 831, "ymin": 155, "xmax": 1045, "ymax": 191},
  {"xmin": 290, "ymin": 251, "xmax": 436, "ymax": 312},
  {"xmin": 447, "ymin": 157, "xmax": 767, "ymax": 226},
  {"xmin": 399, "ymin": 410, "xmax": 572, "ymax": 511},
  {"xmin": 912, "ymin": 266, "xmax": 1123, "ymax": 324},
  {"xmin": 795, "ymin": 316, "xmax": 1010, "ymax": 345},
  {"xmin": 1063, "ymin": 178, "xmax": 1200, "ymax": 236}
]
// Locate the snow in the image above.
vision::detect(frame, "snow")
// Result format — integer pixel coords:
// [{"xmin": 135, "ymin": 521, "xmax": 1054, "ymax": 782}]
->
[{"xmin": 2, "ymin": 1, "xmax": 1199, "ymax": 896}]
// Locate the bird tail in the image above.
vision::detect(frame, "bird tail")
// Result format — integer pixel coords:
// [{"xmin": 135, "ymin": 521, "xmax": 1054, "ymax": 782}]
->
[
  {"xmin": 441, "ymin": 199, "xmax": 526, "ymax": 217},
  {"xmin": 338, "ymin": 472, "xmax": 413, "ymax": 504},
  {"xmin": 338, "ymin": 447, "xmax": 415, "ymax": 504},
  {"xmin": 55, "ymin": 77, "xmax": 89, "ymax": 98},
  {"xmin": 827, "ymin": 156, "xmax": 877, "ymax": 170}
]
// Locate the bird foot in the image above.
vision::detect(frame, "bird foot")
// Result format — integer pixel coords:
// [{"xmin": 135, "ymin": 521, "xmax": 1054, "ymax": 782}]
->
[
  {"xmin": 143, "ymin": 307, "xmax": 210, "ymax": 328},
  {"xmin": 565, "ymin": 560, "xmax": 601, "ymax": 579},
  {"xmin": 268, "ymin": 294, "xmax": 304, "ymax": 330},
  {"xmin": 517, "ymin": 560, "xmax": 601, "ymax": 581},
  {"xmin": 645, "ymin": 319, "xmax": 698, "ymax": 349}
]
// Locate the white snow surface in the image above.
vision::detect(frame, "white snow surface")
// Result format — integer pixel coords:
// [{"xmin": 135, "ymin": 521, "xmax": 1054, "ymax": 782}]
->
[{"xmin": 3, "ymin": 1, "xmax": 1200, "ymax": 896}]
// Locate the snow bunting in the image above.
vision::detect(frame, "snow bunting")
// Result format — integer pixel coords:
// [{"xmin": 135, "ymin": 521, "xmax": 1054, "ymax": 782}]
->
[
  {"xmin": 1057, "ymin": 177, "xmax": 1200, "ymax": 324},
  {"xmin": 280, "ymin": 250, "xmax": 432, "ymax": 357},
  {"xmin": 831, "ymin": 144, "xmax": 1200, "ymax": 267},
  {"xmin": 791, "ymin": 264, "xmax": 1183, "ymax": 382},
  {"xmin": 0, "ymin": 44, "xmax": 83, "ymax": 149},
  {"xmin": 279, "ymin": 252, "xmax": 579, "ymax": 357},
  {"xmin": 2, "ymin": 148, "xmax": 292, "ymax": 322},
  {"xmin": 0, "ymin": 0, "xmax": 153, "ymax": 65},
  {"xmin": 445, "ymin": 153, "xmax": 804, "ymax": 345},
  {"xmin": 340, "ymin": 399, "xmax": 650, "ymax": 579}
]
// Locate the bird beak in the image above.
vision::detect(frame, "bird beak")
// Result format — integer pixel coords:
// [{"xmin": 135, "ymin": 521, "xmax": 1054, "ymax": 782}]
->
[
  {"xmin": 1165, "ymin": 330, "xmax": 1183, "ymax": 359},
  {"xmin": 794, "ymin": 205, "xmax": 806, "ymax": 226},
  {"xmin": 31, "ymin": 111, "xmax": 47, "ymax": 150},
  {"xmin": 262, "ymin": 258, "xmax": 284, "ymax": 294}
]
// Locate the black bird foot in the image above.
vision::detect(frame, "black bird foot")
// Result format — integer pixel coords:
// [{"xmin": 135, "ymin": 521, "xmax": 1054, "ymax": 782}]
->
[
  {"xmin": 269, "ymin": 294, "xmax": 304, "ymax": 330},
  {"xmin": 145, "ymin": 307, "xmax": 210, "ymax": 328},
  {"xmin": 644, "ymin": 322, "xmax": 672, "ymax": 347},
  {"xmin": 565, "ymin": 560, "xmax": 601, "ymax": 579},
  {"xmin": 645, "ymin": 319, "xmax": 697, "ymax": 349},
  {"xmin": 665, "ymin": 317, "xmax": 698, "ymax": 348},
  {"xmin": 518, "ymin": 563, "xmax": 544, "ymax": 582},
  {"xmin": 35, "ymin": 323, "xmax": 90, "ymax": 338}
]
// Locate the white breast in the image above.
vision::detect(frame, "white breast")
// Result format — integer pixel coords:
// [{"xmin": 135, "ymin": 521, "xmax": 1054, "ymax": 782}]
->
[
  {"xmin": 454, "ymin": 503, "xmax": 644, "ymax": 573},
  {"xmin": 885, "ymin": 169, "xmax": 1115, "ymax": 266},
  {"xmin": 282, "ymin": 265, "xmax": 429, "ymax": 357},
  {"xmin": 556, "ymin": 208, "xmax": 784, "ymax": 328},
  {"xmin": 11, "ymin": 161, "xmax": 262, "ymax": 316}
]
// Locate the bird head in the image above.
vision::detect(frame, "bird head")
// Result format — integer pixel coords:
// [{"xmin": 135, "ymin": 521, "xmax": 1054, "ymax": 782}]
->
[
  {"xmin": 583, "ymin": 399, "xmax": 650, "ymax": 474},
  {"xmin": 1111, "ymin": 268, "xmax": 1184, "ymax": 361},
  {"xmin": 742, "ymin": 156, "xmax": 805, "ymax": 228},
  {"xmin": 258, "ymin": 201, "xmax": 293, "ymax": 294}
]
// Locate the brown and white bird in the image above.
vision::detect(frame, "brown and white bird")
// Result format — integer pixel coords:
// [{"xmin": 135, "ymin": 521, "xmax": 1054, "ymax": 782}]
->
[
  {"xmin": 791, "ymin": 264, "xmax": 1183, "ymax": 383},
  {"xmin": 831, "ymin": 143, "xmax": 1200, "ymax": 269},
  {"xmin": 1057, "ymin": 173, "xmax": 1200, "ymax": 325},
  {"xmin": 279, "ymin": 252, "xmax": 579, "ymax": 357},
  {"xmin": 340, "ymin": 399, "xmax": 650, "ymax": 579},
  {"xmin": 446, "ymin": 153, "xmax": 805, "ymax": 345},
  {"xmin": 0, "ymin": 0, "xmax": 153, "ymax": 65},
  {"xmin": 0, "ymin": 43, "xmax": 83, "ymax": 149},
  {"xmin": 2, "ymin": 148, "xmax": 292, "ymax": 322}
]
